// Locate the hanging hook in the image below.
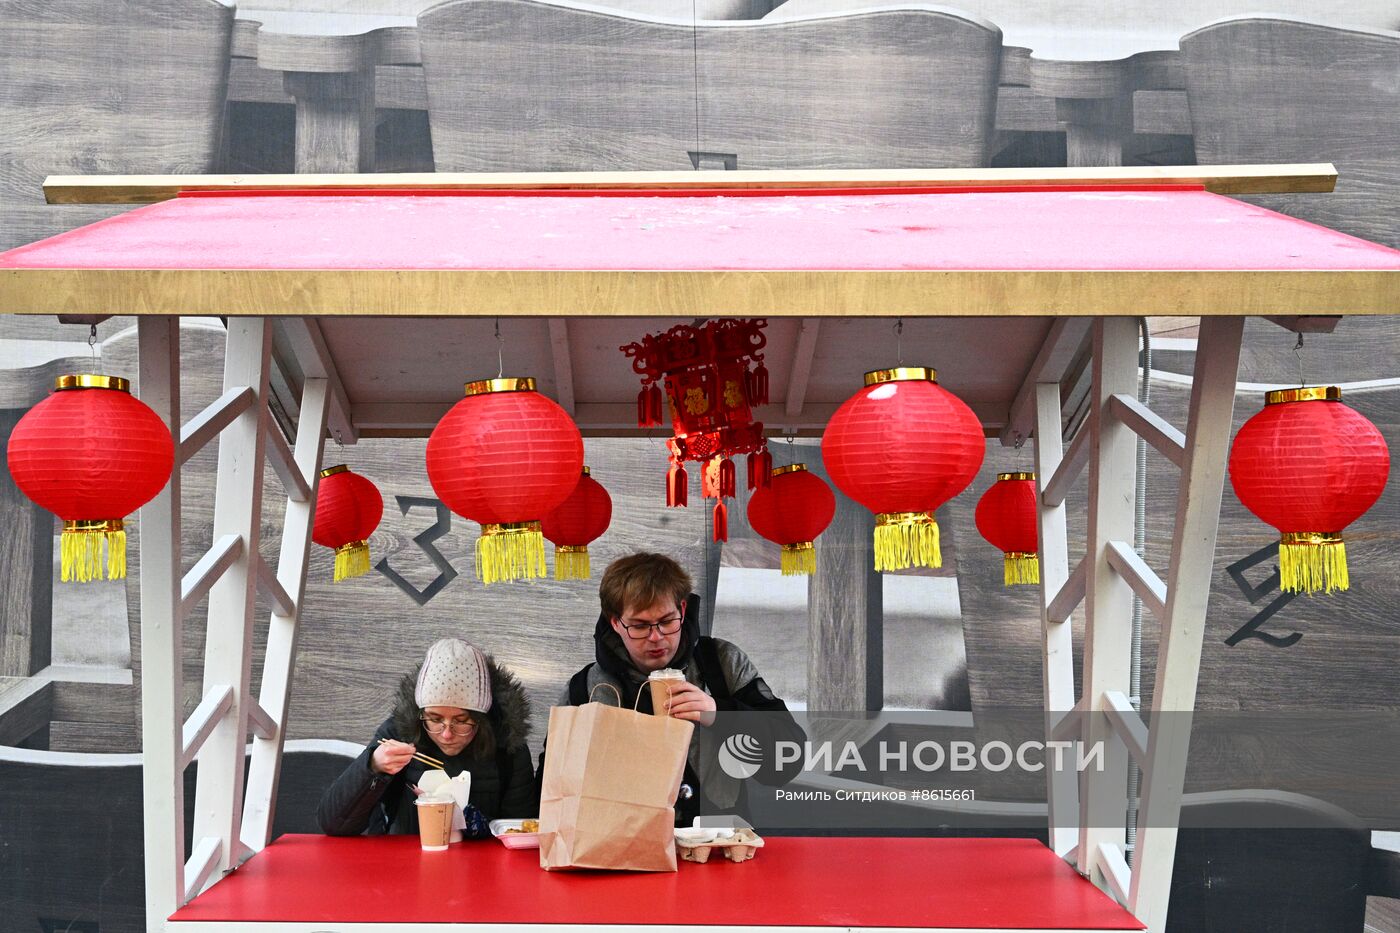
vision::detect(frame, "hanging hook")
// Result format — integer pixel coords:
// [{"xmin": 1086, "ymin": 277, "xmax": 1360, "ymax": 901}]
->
[
  {"xmin": 495, "ymin": 318, "xmax": 504, "ymax": 379},
  {"xmin": 894, "ymin": 318, "xmax": 904, "ymax": 366},
  {"xmin": 88, "ymin": 323, "xmax": 98, "ymax": 365},
  {"xmin": 1012, "ymin": 431, "xmax": 1025, "ymax": 450},
  {"xmin": 1293, "ymin": 332, "xmax": 1306, "ymax": 388}
]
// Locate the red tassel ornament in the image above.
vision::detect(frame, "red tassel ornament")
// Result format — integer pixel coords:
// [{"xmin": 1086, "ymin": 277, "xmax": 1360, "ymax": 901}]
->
[
  {"xmin": 667, "ymin": 460, "xmax": 689, "ymax": 507},
  {"xmin": 713, "ymin": 500, "xmax": 729, "ymax": 542}
]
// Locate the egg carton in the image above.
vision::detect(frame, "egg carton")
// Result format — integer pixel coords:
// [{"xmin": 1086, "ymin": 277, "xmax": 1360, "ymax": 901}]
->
[{"xmin": 674, "ymin": 827, "xmax": 765, "ymax": 863}]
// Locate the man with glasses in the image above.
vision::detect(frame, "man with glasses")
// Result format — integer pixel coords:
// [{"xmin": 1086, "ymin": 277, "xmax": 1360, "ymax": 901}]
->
[
  {"xmin": 548, "ymin": 552, "xmax": 802, "ymax": 824},
  {"xmin": 318, "ymin": 637, "xmax": 537, "ymax": 836}
]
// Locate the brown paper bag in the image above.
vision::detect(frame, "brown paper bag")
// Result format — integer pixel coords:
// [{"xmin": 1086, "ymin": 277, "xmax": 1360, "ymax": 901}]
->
[{"xmin": 538, "ymin": 698, "xmax": 694, "ymax": 871}]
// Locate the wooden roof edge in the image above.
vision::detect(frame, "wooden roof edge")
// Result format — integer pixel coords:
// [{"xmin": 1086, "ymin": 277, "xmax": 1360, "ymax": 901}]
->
[{"xmin": 43, "ymin": 164, "xmax": 1338, "ymax": 204}]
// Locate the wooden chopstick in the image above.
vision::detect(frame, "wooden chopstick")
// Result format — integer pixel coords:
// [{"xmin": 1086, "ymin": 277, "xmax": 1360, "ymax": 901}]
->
[{"xmin": 378, "ymin": 737, "xmax": 446, "ymax": 770}]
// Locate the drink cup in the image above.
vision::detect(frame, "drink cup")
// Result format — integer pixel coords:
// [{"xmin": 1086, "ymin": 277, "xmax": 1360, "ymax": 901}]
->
[
  {"xmin": 415, "ymin": 798, "xmax": 455, "ymax": 851},
  {"xmin": 648, "ymin": 668, "xmax": 686, "ymax": 717}
]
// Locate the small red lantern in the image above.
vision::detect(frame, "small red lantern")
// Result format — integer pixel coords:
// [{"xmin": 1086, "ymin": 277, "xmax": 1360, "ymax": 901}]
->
[
  {"xmin": 822, "ymin": 367, "xmax": 985, "ymax": 572},
  {"xmin": 312, "ymin": 465, "xmax": 384, "ymax": 582},
  {"xmin": 426, "ymin": 377, "xmax": 583, "ymax": 584},
  {"xmin": 542, "ymin": 466, "xmax": 613, "ymax": 580},
  {"xmin": 6, "ymin": 374, "xmax": 173, "ymax": 582},
  {"xmin": 621, "ymin": 319, "xmax": 772, "ymax": 542},
  {"xmin": 747, "ymin": 464, "xmax": 836, "ymax": 576},
  {"xmin": 1229, "ymin": 386, "xmax": 1389, "ymax": 595},
  {"xmin": 975, "ymin": 472, "xmax": 1040, "ymax": 586}
]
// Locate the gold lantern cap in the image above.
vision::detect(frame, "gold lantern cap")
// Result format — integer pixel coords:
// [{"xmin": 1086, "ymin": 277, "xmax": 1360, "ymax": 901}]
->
[
  {"xmin": 997, "ymin": 471, "xmax": 1036, "ymax": 481},
  {"xmin": 772, "ymin": 463, "xmax": 808, "ymax": 476},
  {"xmin": 581, "ymin": 465, "xmax": 591, "ymax": 476},
  {"xmin": 55, "ymin": 373, "xmax": 129, "ymax": 393},
  {"xmin": 864, "ymin": 366, "xmax": 937, "ymax": 386},
  {"xmin": 1265, "ymin": 385, "xmax": 1340, "ymax": 405},
  {"xmin": 465, "ymin": 376, "xmax": 536, "ymax": 396},
  {"xmin": 320, "ymin": 464, "xmax": 349, "ymax": 478}
]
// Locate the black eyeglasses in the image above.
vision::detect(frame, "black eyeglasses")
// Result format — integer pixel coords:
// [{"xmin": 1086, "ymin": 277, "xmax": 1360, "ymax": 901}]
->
[
  {"xmin": 618, "ymin": 607, "xmax": 685, "ymax": 640},
  {"xmin": 420, "ymin": 714, "xmax": 478, "ymax": 735}
]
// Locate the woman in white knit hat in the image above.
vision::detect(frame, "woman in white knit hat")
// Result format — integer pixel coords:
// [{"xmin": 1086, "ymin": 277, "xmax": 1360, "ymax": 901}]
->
[{"xmin": 318, "ymin": 637, "xmax": 535, "ymax": 837}]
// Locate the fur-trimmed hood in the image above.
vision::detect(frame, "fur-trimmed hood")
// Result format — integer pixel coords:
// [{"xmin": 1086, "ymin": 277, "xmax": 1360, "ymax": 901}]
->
[{"xmin": 389, "ymin": 654, "xmax": 531, "ymax": 750}]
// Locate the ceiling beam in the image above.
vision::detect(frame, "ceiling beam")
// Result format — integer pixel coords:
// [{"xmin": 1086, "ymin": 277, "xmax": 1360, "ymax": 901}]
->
[
  {"xmin": 1263, "ymin": 315, "xmax": 1342, "ymax": 334},
  {"xmin": 275, "ymin": 317, "xmax": 357, "ymax": 444},
  {"xmin": 1000, "ymin": 317, "xmax": 1092, "ymax": 446},
  {"xmin": 547, "ymin": 318, "xmax": 576, "ymax": 415},
  {"xmin": 784, "ymin": 318, "xmax": 821, "ymax": 420}
]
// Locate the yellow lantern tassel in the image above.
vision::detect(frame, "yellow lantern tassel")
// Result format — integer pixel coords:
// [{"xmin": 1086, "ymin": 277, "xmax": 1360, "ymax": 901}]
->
[
  {"xmin": 873, "ymin": 511, "xmax": 941, "ymax": 572},
  {"xmin": 780, "ymin": 542, "xmax": 816, "ymax": 576},
  {"xmin": 333, "ymin": 540, "xmax": 371, "ymax": 582},
  {"xmin": 1003, "ymin": 551, "xmax": 1040, "ymax": 586},
  {"xmin": 476, "ymin": 521, "xmax": 547, "ymax": 584},
  {"xmin": 61, "ymin": 519, "xmax": 126, "ymax": 582},
  {"xmin": 1279, "ymin": 532, "xmax": 1348, "ymax": 595},
  {"xmin": 554, "ymin": 545, "xmax": 591, "ymax": 581}
]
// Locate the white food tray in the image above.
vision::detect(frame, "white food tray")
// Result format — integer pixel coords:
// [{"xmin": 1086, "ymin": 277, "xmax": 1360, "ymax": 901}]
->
[{"xmin": 489, "ymin": 819, "xmax": 541, "ymax": 849}]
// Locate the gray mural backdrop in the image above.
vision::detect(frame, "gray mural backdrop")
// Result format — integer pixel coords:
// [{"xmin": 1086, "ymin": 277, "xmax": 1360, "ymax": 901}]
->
[{"xmin": 2, "ymin": 0, "xmax": 1400, "ymax": 930}]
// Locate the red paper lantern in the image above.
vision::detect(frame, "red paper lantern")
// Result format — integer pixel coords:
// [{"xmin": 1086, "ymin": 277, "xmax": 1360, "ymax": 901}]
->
[
  {"xmin": 621, "ymin": 319, "xmax": 771, "ymax": 542},
  {"xmin": 426, "ymin": 377, "xmax": 583, "ymax": 584},
  {"xmin": 312, "ymin": 465, "xmax": 384, "ymax": 582},
  {"xmin": 822, "ymin": 367, "xmax": 985, "ymax": 572},
  {"xmin": 6, "ymin": 374, "xmax": 173, "ymax": 582},
  {"xmin": 975, "ymin": 472, "xmax": 1040, "ymax": 586},
  {"xmin": 1229, "ymin": 386, "xmax": 1389, "ymax": 595},
  {"xmin": 747, "ymin": 464, "xmax": 836, "ymax": 576},
  {"xmin": 542, "ymin": 466, "xmax": 613, "ymax": 580}
]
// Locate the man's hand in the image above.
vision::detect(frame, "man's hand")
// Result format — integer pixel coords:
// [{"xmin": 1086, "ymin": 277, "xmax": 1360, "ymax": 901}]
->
[
  {"xmin": 664, "ymin": 681, "xmax": 716, "ymax": 727},
  {"xmin": 372, "ymin": 739, "xmax": 417, "ymax": 775}
]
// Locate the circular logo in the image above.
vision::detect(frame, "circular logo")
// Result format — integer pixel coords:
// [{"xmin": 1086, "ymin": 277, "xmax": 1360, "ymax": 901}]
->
[{"xmin": 718, "ymin": 732, "xmax": 764, "ymax": 780}]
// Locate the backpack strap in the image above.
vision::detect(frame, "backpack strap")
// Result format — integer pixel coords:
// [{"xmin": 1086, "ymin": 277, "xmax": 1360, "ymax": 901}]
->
[
  {"xmin": 693, "ymin": 636, "xmax": 731, "ymax": 702},
  {"xmin": 568, "ymin": 663, "xmax": 594, "ymax": 706}
]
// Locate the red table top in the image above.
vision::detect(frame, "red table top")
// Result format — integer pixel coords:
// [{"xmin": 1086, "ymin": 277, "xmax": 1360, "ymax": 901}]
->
[
  {"xmin": 4, "ymin": 187, "xmax": 1399, "ymax": 272},
  {"xmin": 170, "ymin": 834, "xmax": 1144, "ymax": 929}
]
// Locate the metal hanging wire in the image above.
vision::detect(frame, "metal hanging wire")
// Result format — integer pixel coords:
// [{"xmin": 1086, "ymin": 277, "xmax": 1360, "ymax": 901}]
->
[
  {"xmin": 894, "ymin": 317, "xmax": 905, "ymax": 365},
  {"xmin": 1294, "ymin": 333, "xmax": 1307, "ymax": 388},
  {"xmin": 495, "ymin": 318, "xmax": 505, "ymax": 379},
  {"xmin": 88, "ymin": 323, "xmax": 98, "ymax": 366}
]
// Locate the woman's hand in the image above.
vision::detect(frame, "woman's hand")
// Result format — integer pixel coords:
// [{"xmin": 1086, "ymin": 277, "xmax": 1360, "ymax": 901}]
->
[
  {"xmin": 372, "ymin": 739, "xmax": 417, "ymax": 775},
  {"xmin": 664, "ymin": 681, "xmax": 717, "ymax": 727}
]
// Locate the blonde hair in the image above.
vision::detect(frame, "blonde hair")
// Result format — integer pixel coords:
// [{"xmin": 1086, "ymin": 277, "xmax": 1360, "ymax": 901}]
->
[{"xmin": 599, "ymin": 552, "xmax": 692, "ymax": 619}]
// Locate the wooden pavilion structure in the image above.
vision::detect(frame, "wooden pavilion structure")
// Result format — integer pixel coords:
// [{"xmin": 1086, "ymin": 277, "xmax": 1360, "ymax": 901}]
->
[{"xmin": 2, "ymin": 164, "xmax": 1398, "ymax": 933}]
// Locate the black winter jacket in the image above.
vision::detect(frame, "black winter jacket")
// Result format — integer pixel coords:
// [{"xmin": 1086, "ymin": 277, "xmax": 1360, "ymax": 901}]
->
[{"xmin": 318, "ymin": 655, "xmax": 536, "ymax": 836}]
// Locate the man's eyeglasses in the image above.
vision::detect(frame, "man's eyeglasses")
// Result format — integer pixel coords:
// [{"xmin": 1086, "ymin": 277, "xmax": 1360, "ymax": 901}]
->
[
  {"xmin": 420, "ymin": 715, "xmax": 478, "ymax": 735},
  {"xmin": 618, "ymin": 608, "xmax": 685, "ymax": 640}
]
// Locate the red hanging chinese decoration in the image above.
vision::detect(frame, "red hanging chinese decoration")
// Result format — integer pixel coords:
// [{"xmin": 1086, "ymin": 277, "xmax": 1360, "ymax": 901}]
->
[
  {"xmin": 621, "ymin": 319, "xmax": 771, "ymax": 542},
  {"xmin": 312, "ymin": 465, "xmax": 384, "ymax": 582},
  {"xmin": 1228, "ymin": 386, "xmax": 1389, "ymax": 595},
  {"xmin": 542, "ymin": 466, "xmax": 613, "ymax": 580},
  {"xmin": 974, "ymin": 472, "xmax": 1040, "ymax": 586},
  {"xmin": 747, "ymin": 464, "xmax": 836, "ymax": 576},
  {"xmin": 426, "ymin": 377, "xmax": 583, "ymax": 584},
  {"xmin": 6, "ymin": 374, "xmax": 173, "ymax": 582},
  {"xmin": 822, "ymin": 367, "xmax": 985, "ymax": 572}
]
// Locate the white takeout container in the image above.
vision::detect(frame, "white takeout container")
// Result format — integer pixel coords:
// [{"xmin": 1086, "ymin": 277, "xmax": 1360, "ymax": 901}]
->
[{"xmin": 490, "ymin": 819, "xmax": 541, "ymax": 849}]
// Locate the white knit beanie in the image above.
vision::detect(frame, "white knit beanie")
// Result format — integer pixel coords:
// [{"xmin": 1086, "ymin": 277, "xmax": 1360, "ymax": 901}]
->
[{"xmin": 415, "ymin": 638, "xmax": 492, "ymax": 713}]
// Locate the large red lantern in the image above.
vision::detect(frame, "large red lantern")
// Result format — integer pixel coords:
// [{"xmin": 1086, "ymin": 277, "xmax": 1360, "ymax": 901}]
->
[
  {"xmin": 974, "ymin": 472, "xmax": 1040, "ymax": 586},
  {"xmin": 747, "ymin": 464, "xmax": 836, "ymax": 576},
  {"xmin": 426, "ymin": 377, "xmax": 583, "ymax": 584},
  {"xmin": 822, "ymin": 367, "xmax": 985, "ymax": 572},
  {"xmin": 312, "ymin": 465, "xmax": 384, "ymax": 582},
  {"xmin": 1229, "ymin": 386, "xmax": 1389, "ymax": 595},
  {"xmin": 6, "ymin": 374, "xmax": 173, "ymax": 582},
  {"xmin": 542, "ymin": 466, "xmax": 613, "ymax": 580},
  {"xmin": 621, "ymin": 319, "xmax": 772, "ymax": 542}
]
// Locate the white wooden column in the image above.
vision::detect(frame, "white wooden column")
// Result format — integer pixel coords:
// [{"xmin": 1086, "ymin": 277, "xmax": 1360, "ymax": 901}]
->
[
  {"xmin": 192, "ymin": 318, "xmax": 273, "ymax": 888},
  {"xmin": 1078, "ymin": 317, "xmax": 1140, "ymax": 880},
  {"xmin": 1129, "ymin": 317, "xmax": 1244, "ymax": 932},
  {"xmin": 1033, "ymin": 381, "xmax": 1079, "ymax": 857},
  {"xmin": 137, "ymin": 317, "xmax": 184, "ymax": 933},
  {"xmin": 241, "ymin": 377, "xmax": 330, "ymax": 852}
]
